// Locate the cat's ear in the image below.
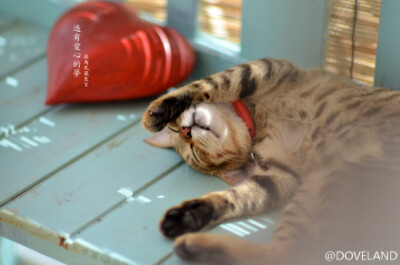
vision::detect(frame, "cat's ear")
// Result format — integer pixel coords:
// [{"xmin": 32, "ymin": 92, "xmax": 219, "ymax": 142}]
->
[{"xmin": 145, "ymin": 126, "xmax": 172, "ymax": 148}]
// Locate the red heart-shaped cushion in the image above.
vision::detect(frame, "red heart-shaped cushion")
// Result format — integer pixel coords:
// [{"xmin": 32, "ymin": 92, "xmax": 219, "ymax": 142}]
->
[{"xmin": 46, "ymin": 1, "xmax": 195, "ymax": 105}]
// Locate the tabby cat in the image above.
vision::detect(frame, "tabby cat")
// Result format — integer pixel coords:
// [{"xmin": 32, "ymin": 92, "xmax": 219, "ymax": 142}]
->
[{"xmin": 142, "ymin": 58, "xmax": 400, "ymax": 265}]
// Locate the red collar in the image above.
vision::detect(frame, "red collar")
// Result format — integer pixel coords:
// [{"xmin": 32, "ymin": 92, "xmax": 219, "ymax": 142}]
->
[{"xmin": 231, "ymin": 99, "xmax": 256, "ymax": 139}]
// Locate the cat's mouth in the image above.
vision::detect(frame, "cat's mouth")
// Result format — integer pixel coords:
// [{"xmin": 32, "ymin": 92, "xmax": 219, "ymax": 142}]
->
[
  {"xmin": 180, "ymin": 125, "xmax": 211, "ymax": 139},
  {"xmin": 179, "ymin": 104, "xmax": 220, "ymax": 139}
]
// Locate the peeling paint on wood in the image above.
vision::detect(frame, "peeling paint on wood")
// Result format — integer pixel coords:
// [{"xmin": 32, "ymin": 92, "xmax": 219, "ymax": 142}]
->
[{"xmin": 0, "ymin": 209, "xmax": 136, "ymax": 265}]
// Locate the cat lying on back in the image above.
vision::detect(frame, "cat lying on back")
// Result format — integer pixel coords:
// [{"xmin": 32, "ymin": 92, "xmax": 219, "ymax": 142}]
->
[{"xmin": 142, "ymin": 58, "xmax": 400, "ymax": 265}]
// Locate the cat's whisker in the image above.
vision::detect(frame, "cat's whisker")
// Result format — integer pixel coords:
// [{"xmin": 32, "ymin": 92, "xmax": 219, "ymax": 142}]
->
[{"xmin": 185, "ymin": 163, "xmax": 189, "ymax": 178}]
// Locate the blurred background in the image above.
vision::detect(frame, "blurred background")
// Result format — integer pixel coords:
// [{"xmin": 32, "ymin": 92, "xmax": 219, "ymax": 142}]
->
[{"xmin": 129, "ymin": 0, "xmax": 381, "ymax": 85}]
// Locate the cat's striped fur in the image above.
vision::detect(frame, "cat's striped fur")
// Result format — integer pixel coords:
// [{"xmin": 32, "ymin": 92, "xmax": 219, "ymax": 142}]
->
[{"xmin": 142, "ymin": 58, "xmax": 400, "ymax": 265}]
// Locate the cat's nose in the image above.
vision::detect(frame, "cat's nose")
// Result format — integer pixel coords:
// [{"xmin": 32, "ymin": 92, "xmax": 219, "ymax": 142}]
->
[{"xmin": 180, "ymin": 126, "xmax": 192, "ymax": 139}]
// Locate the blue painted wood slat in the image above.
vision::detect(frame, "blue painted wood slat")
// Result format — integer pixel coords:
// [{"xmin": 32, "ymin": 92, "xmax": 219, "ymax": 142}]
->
[
  {"xmin": 1, "ymin": 123, "xmax": 182, "ymax": 234},
  {"xmin": 0, "ymin": 102, "xmax": 148, "ymax": 206},
  {"xmin": 0, "ymin": 59, "xmax": 48, "ymax": 127},
  {"xmin": 0, "ymin": 10, "xmax": 17, "ymax": 32},
  {"xmin": 77, "ymin": 164, "xmax": 229, "ymax": 265},
  {"xmin": 0, "ymin": 24, "xmax": 47, "ymax": 78},
  {"xmin": 241, "ymin": 0, "xmax": 329, "ymax": 69},
  {"xmin": 374, "ymin": 0, "xmax": 400, "ymax": 90}
]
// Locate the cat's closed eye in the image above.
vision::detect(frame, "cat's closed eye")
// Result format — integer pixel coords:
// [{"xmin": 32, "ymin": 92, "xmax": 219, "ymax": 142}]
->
[{"xmin": 167, "ymin": 126, "xmax": 178, "ymax": 133}]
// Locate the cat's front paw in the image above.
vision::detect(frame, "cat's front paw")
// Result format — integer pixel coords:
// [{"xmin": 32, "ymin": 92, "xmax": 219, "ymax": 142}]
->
[
  {"xmin": 160, "ymin": 199, "xmax": 215, "ymax": 239},
  {"xmin": 142, "ymin": 97, "xmax": 171, "ymax": 132},
  {"xmin": 142, "ymin": 94, "xmax": 193, "ymax": 132}
]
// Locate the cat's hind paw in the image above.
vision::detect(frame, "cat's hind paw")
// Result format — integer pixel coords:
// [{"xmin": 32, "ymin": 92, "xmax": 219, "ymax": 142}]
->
[
  {"xmin": 174, "ymin": 233, "xmax": 214, "ymax": 262},
  {"xmin": 174, "ymin": 233, "xmax": 270, "ymax": 265},
  {"xmin": 160, "ymin": 199, "xmax": 215, "ymax": 239},
  {"xmin": 174, "ymin": 233, "xmax": 237, "ymax": 264}
]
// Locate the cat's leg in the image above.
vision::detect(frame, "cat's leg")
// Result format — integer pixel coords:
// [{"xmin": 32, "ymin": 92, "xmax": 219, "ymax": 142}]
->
[
  {"xmin": 172, "ymin": 178, "xmax": 319, "ymax": 265},
  {"xmin": 142, "ymin": 58, "xmax": 300, "ymax": 132},
  {"xmin": 173, "ymin": 233, "xmax": 269, "ymax": 265},
  {"xmin": 160, "ymin": 165, "xmax": 300, "ymax": 239}
]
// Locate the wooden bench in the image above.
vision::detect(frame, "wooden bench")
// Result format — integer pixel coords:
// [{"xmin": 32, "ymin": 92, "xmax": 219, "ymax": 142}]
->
[{"xmin": 0, "ymin": 0, "xmax": 398, "ymax": 264}]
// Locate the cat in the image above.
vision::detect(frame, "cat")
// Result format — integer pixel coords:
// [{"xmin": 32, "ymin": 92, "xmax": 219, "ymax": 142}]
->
[{"xmin": 142, "ymin": 58, "xmax": 400, "ymax": 265}]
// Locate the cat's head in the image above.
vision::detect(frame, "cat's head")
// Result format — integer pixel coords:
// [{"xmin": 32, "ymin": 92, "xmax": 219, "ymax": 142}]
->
[{"xmin": 145, "ymin": 102, "xmax": 252, "ymax": 175}]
